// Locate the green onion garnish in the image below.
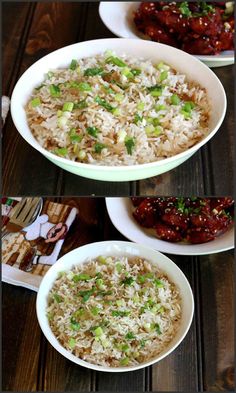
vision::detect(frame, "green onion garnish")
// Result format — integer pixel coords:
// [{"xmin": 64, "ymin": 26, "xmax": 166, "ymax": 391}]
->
[
  {"xmin": 70, "ymin": 318, "xmax": 81, "ymax": 331},
  {"xmin": 125, "ymin": 136, "xmax": 135, "ymax": 155},
  {"xmin": 53, "ymin": 293, "xmax": 62, "ymax": 303},
  {"xmin": 84, "ymin": 67, "xmax": 104, "ymax": 76},
  {"xmin": 54, "ymin": 147, "xmax": 68, "ymax": 157},
  {"xmin": 70, "ymin": 59, "xmax": 78, "ymax": 70},
  {"xmin": 147, "ymin": 84, "xmax": 163, "ymax": 97},
  {"xmin": 49, "ymin": 84, "xmax": 60, "ymax": 97},
  {"xmin": 131, "ymin": 68, "xmax": 141, "ymax": 76},
  {"xmin": 120, "ymin": 357, "xmax": 129, "ymax": 366},
  {"xmin": 73, "ymin": 99, "xmax": 88, "ymax": 109},
  {"xmin": 125, "ymin": 332, "xmax": 136, "ymax": 340},
  {"xmin": 87, "ymin": 126, "xmax": 99, "ymax": 138},
  {"xmin": 122, "ymin": 276, "xmax": 134, "ymax": 286},
  {"xmin": 95, "ymin": 96, "xmax": 114, "ymax": 112},
  {"xmin": 134, "ymin": 113, "xmax": 143, "ymax": 124},
  {"xmin": 106, "ymin": 56, "xmax": 127, "ymax": 67},
  {"xmin": 170, "ymin": 94, "xmax": 180, "ymax": 105},
  {"xmin": 78, "ymin": 82, "xmax": 92, "ymax": 91},
  {"xmin": 160, "ymin": 70, "xmax": 168, "ymax": 82},
  {"xmin": 68, "ymin": 337, "xmax": 76, "ymax": 349},
  {"xmin": 94, "ymin": 143, "xmax": 106, "ymax": 154},
  {"xmin": 154, "ymin": 279, "xmax": 164, "ymax": 288},
  {"xmin": 73, "ymin": 273, "xmax": 91, "ymax": 282},
  {"xmin": 30, "ymin": 97, "xmax": 41, "ymax": 107},
  {"xmin": 79, "ymin": 288, "xmax": 95, "ymax": 302},
  {"xmin": 69, "ymin": 129, "xmax": 83, "ymax": 144},
  {"xmin": 62, "ymin": 102, "xmax": 74, "ymax": 112}
]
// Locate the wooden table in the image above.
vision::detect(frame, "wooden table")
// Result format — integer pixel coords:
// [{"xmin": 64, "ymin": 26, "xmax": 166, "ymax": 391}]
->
[
  {"xmin": 2, "ymin": 197, "xmax": 234, "ymax": 392},
  {"xmin": 2, "ymin": 2, "xmax": 234, "ymax": 196}
]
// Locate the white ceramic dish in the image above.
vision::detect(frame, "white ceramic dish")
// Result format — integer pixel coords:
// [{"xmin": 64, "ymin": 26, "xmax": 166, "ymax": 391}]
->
[
  {"xmin": 106, "ymin": 198, "xmax": 235, "ymax": 256},
  {"xmin": 99, "ymin": 2, "xmax": 234, "ymax": 68},
  {"xmin": 36, "ymin": 240, "xmax": 194, "ymax": 372},
  {"xmin": 11, "ymin": 38, "xmax": 226, "ymax": 182}
]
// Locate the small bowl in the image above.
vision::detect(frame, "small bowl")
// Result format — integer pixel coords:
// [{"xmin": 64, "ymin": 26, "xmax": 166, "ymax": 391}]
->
[
  {"xmin": 36, "ymin": 240, "xmax": 194, "ymax": 372},
  {"xmin": 11, "ymin": 38, "xmax": 226, "ymax": 182}
]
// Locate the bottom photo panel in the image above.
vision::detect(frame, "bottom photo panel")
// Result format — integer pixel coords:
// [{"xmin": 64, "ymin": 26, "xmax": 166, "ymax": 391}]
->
[{"xmin": 2, "ymin": 196, "xmax": 234, "ymax": 393}]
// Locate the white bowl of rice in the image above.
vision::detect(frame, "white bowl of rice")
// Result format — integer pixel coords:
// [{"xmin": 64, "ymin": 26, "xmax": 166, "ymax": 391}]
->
[
  {"xmin": 11, "ymin": 38, "xmax": 226, "ymax": 182},
  {"xmin": 36, "ymin": 241, "xmax": 194, "ymax": 372}
]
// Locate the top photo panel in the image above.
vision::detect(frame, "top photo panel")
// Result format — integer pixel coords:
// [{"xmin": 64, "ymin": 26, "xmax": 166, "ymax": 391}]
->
[{"xmin": 2, "ymin": 1, "xmax": 234, "ymax": 196}]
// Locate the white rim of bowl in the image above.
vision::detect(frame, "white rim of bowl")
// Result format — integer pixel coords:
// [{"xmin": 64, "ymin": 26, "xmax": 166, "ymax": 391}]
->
[
  {"xmin": 11, "ymin": 38, "xmax": 227, "ymax": 172},
  {"xmin": 36, "ymin": 240, "xmax": 194, "ymax": 372}
]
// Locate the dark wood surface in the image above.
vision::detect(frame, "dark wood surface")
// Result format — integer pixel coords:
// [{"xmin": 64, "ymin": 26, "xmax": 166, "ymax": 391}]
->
[
  {"xmin": 2, "ymin": 2, "xmax": 234, "ymax": 197},
  {"xmin": 2, "ymin": 197, "xmax": 235, "ymax": 392}
]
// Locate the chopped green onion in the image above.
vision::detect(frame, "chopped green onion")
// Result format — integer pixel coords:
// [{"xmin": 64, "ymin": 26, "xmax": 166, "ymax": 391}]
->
[
  {"xmin": 79, "ymin": 288, "xmax": 95, "ymax": 302},
  {"xmin": 69, "ymin": 129, "xmax": 83, "ymax": 144},
  {"xmin": 155, "ymin": 104, "xmax": 166, "ymax": 111},
  {"xmin": 106, "ymin": 56, "xmax": 127, "ymax": 67},
  {"xmin": 122, "ymin": 276, "xmax": 134, "ymax": 286},
  {"xmin": 137, "ymin": 275, "xmax": 146, "ymax": 284},
  {"xmin": 94, "ymin": 143, "xmax": 106, "ymax": 154},
  {"xmin": 125, "ymin": 332, "xmax": 136, "ymax": 340},
  {"xmin": 49, "ymin": 84, "xmax": 60, "ymax": 97},
  {"xmin": 154, "ymin": 279, "xmax": 164, "ymax": 288},
  {"xmin": 47, "ymin": 71, "xmax": 54, "ymax": 79},
  {"xmin": 155, "ymin": 323, "xmax": 162, "ymax": 335},
  {"xmin": 73, "ymin": 273, "xmax": 91, "ymax": 282},
  {"xmin": 112, "ymin": 310, "xmax": 130, "ymax": 317},
  {"xmin": 114, "ymin": 93, "xmax": 124, "ymax": 102},
  {"xmin": 120, "ymin": 357, "xmax": 129, "ymax": 366},
  {"xmin": 68, "ymin": 337, "xmax": 76, "ymax": 349},
  {"xmin": 78, "ymin": 150, "xmax": 86, "ymax": 160},
  {"xmin": 137, "ymin": 102, "xmax": 145, "ymax": 111},
  {"xmin": 84, "ymin": 67, "xmax": 104, "ymax": 76},
  {"xmin": 95, "ymin": 96, "xmax": 114, "ymax": 112},
  {"xmin": 171, "ymin": 94, "xmax": 180, "ymax": 105},
  {"xmin": 70, "ymin": 318, "xmax": 81, "ymax": 331},
  {"xmin": 147, "ymin": 85, "xmax": 163, "ymax": 97},
  {"xmin": 53, "ymin": 293, "xmax": 62, "ymax": 303},
  {"xmin": 98, "ymin": 256, "xmax": 107, "ymax": 264},
  {"xmin": 63, "ymin": 102, "xmax": 74, "ymax": 112},
  {"xmin": 87, "ymin": 126, "xmax": 99, "ymax": 138},
  {"xmin": 134, "ymin": 113, "xmax": 143, "ymax": 124},
  {"xmin": 96, "ymin": 278, "xmax": 105, "ymax": 289},
  {"xmin": 160, "ymin": 70, "xmax": 168, "ymax": 82},
  {"xmin": 156, "ymin": 62, "xmax": 170, "ymax": 71},
  {"xmin": 112, "ymin": 107, "xmax": 120, "ymax": 116},
  {"xmin": 121, "ymin": 344, "xmax": 130, "ymax": 352},
  {"xmin": 131, "ymin": 68, "xmax": 141, "ymax": 76},
  {"xmin": 73, "ymin": 99, "xmax": 88, "ymax": 109},
  {"xmin": 140, "ymin": 339, "xmax": 146, "ymax": 348},
  {"xmin": 182, "ymin": 101, "xmax": 195, "ymax": 112},
  {"xmin": 91, "ymin": 307, "xmax": 100, "ymax": 316},
  {"xmin": 78, "ymin": 82, "xmax": 92, "ymax": 91},
  {"xmin": 30, "ymin": 97, "xmax": 41, "ymax": 107},
  {"xmin": 35, "ymin": 84, "xmax": 45, "ymax": 91},
  {"xmin": 179, "ymin": 2, "xmax": 192, "ymax": 17},
  {"xmin": 57, "ymin": 116, "xmax": 68, "ymax": 128},
  {"xmin": 94, "ymin": 326, "xmax": 103, "ymax": 337},
  {"xmin": 180, "ymin": 109, "xmax": 192, "ymax": 119},
  {"xmin": 121, "ymin": 67, "xmax": 133, "ymax": 78},
  {"xmin": 125, "ymin": 136, "xmax": 135, "ymax": 155},
  {"xmin": 54, "ymin": 147, "xmax": 68, "ymax": 156},
  {"xmin": 73, "ymin": 308, "xmax": 84, "ymax": 318},
  {"xmin": 70, "ymin": 59, "xmax": 78, "ymax": 70},
  {"xmin": 115, "ymin": 262, "xmax": 123, "ymax": 273}
]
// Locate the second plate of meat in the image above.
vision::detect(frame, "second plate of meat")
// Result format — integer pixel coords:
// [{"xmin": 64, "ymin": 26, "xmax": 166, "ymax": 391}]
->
[
  {"xmin": 99, "ymin": 2, "xmax": 234, "ymax": 68},
  {"xmin": 105, "ymin": 197, "xmax": 234, "ymax": 255}
]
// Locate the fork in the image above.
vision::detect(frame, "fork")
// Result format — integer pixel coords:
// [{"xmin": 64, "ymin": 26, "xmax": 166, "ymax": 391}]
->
[{"xmin": 1, "ymin": 197, "xmax": 42, "ymax": 239}]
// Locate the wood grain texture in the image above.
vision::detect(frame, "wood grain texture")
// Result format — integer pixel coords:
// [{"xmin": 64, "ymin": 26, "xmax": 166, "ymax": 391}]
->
[
  {"xmin": 2, "ymin": 284, "xmax": 41, "ymax": 391},
  {"xmin": 199, "ymin": 251, "xmax": 234, "ymax": 391}
]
